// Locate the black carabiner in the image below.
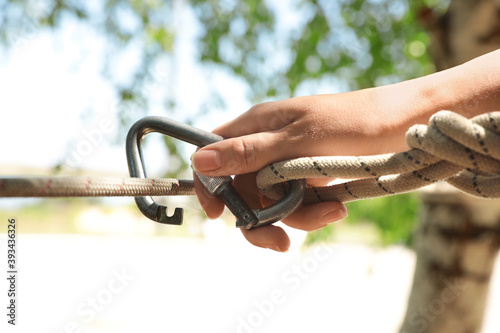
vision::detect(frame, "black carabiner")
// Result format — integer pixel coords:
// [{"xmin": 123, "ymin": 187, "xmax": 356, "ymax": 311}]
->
[{"xmin": 126, "ymin": 116, "xmax": 306, "ymax": 229}]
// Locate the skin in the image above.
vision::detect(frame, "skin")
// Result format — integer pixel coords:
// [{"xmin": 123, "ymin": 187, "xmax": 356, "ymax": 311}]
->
[{"xmin": 192, "ymin": 49, "xmax": 500, "ymax": 252}]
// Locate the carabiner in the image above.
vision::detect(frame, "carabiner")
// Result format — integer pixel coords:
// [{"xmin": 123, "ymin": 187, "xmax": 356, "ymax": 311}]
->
[{"xmin": 126, "ymin": 116, "xmax": 306, "ymax": 229}]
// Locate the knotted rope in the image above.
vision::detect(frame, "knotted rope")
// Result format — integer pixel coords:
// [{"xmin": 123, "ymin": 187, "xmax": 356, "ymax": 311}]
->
[
  {"xmin": 1, "ymin": 110, "xmax": 499, "ymax": 204},
  {"xmin": 256, "ymin": 110, "xmax": 500, "ymax": 204}
]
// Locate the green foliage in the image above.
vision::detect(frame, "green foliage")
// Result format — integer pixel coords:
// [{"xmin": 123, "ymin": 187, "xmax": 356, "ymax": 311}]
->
[
  {"xmin": 191, "ymin": 0, "xmax": 276, "ymax": 98},
  {"xmin": 193, "ymin": 0, "xmax": 440, "ymax": 97},
  {"xmin": 304, "ymin": 193, "xmax": 421, "ymax": 247},
  {"xmin": 0, "ymin": 0, "xmax": 445, "ymax": 102}
]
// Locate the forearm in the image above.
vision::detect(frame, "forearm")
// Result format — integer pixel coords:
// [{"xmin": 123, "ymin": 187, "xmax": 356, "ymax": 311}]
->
[
  {"xmin": 424, "ymin": 49, "xmax": 500, "ymax": 117},
  {"xmin": 370, "ymin": 49, "xmax": 500, "ymax": 152}
]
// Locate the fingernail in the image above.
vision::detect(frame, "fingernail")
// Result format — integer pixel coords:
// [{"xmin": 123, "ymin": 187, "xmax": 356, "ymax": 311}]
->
[
  {"xmin": 269, "ymin": 245, "xmax": 282, "ymax": 252},
  {"xmin": 191, "ymin": 150, "xmax": 222, "ymax": 172},
  {"xmin": 321, "ymin": 208, "xmax": 348, "ymax": 224}
]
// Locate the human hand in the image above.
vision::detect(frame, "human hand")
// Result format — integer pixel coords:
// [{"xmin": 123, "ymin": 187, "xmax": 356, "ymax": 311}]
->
[{"xmin": 191, "ymin": 88, "xmax": 418, "ymax": 252}]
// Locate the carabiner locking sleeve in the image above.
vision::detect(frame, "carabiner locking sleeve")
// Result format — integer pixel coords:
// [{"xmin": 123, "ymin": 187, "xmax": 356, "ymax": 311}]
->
[{"xmin": 126, "ymin": 116, "xmax": 306, "ymax": 229}]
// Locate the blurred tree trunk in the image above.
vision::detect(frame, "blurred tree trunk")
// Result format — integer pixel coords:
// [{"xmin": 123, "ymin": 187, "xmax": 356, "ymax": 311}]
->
[
  {"xmin": 400, "ymin": 186, "xmax": 500, "ymax": 333},
  {"xmin": 400, "ymin": 1, "xmax": 500, "ymax": 332}
]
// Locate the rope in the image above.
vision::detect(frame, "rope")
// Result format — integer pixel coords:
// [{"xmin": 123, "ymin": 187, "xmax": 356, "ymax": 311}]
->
[
  {"xmin": 1, "ymin": 110, "xmax": 499, "ymax": 205},
  {"xmin": 0, "ymin": 177, "xmax": 195, "ymax": 197},
  {"xmin": 256, "ymin": 110, "xmax": 500, "ymax": 204}
]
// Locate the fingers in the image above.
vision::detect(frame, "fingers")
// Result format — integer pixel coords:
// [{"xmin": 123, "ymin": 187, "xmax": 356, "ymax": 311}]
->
[
  {"xmin": 234, "ymin": 173, "xmax": 346, "ymax": 251},
  {"xmin": 194, "ymin": 169, "xmax": 347, "ymax": 251},
  {"xmin": 306, "ymin": 177, "xmax": 337, "ymax": 187},
  {"xmin": 213, "ymin": 101, "xmax": 299, "ymax": 138},
  {"xmin": 239, "ymin": 202, "xmax": 347, "ymax": 252},
  {"xmin": 261, "ymin": 193, "xmax": 347, "ymax": 232},
  {"xmin": 192, "ymin": 131, "xmax": 293, "ymax": 176},
  {"xmin": 191, "ymin": 101, "xmax": 303, "ymax": 177},
  {"xmin": 193, "ymin": 174, "xmax": 225, "ymax": 219},
  {"xmin": 193, "ymin": 172, "xmax": 291, "ymax": 252},
  {"xmin": 240, "ymin": 225, "xmax": 291, "ymax": 252},
  {"xmin": 282, "ymin": 201, "xmax": 347, "ymax": 231}
]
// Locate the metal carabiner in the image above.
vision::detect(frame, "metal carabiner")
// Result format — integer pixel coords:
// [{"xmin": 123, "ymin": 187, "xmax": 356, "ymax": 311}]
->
[{"xmin": 126, "ymin": 116, "xmax": 306, "ymax": 229}]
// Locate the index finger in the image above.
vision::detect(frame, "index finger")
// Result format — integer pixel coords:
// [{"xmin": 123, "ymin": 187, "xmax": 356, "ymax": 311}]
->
[{"xmin": 213, "ymin": 101, "xmax": 299, "ymax": 138}]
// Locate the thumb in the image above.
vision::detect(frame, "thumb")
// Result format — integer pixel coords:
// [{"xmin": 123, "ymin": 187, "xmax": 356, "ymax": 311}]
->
[{"xmin": 191, "ymin": 131, "xmax": 287, "ymax": 176}]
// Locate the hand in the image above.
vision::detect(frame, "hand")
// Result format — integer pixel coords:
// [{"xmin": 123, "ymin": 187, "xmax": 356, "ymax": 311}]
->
[
  {"xmin": 192, "ymin": 49, "xmax": 500, "ymax": 252},
  {"xmin": 191, "ymin": 90, "xmax": 413, "ymax": 252}
]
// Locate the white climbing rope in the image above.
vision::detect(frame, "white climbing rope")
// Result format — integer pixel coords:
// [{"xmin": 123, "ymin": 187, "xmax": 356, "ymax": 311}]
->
[{"xmin": 256, "ymin": 110, "xmax": 500, "ymax": 204}]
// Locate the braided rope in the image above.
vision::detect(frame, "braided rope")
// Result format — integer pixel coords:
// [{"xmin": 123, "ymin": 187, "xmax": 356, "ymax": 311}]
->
[
  {"xmin": 1, "ymin": 111, "xmax": 499, "ymax": 205},
  {"xmin": 256, "ymin": 111, "xmax": 500, "ymax": 204},
  {"xmin": 0, "ymin": 177, "xmax": 195, "ymax": 197}
]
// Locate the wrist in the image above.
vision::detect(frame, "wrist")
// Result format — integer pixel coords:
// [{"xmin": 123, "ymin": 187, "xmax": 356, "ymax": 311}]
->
[
  {"xmin": 417, "ymin": 49, "xmax": 500, "ymax": 118},
  {"xmin": 370, "ymin": 49, "xmax": 500, "ymax": 152},
  {"xmin": 364, "ymin": 79, "xmax": 438, "ymax": 153}
]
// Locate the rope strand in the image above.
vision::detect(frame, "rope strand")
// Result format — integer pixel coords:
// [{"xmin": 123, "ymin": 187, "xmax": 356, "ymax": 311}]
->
[{"xmin": 0, "ymin": 177, "xmax": 195, "ymax": 197}]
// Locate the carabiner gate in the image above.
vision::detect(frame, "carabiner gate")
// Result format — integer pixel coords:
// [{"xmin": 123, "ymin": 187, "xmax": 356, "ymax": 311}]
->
[{"xmin": 126, "ymin": 116, "xmax": 306, "ymax": 229}]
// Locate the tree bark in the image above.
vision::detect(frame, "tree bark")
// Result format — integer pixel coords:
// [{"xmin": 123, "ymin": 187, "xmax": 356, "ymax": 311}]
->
[
  {"xmin": 400, "ymin": 1, "xmax": 500, "ymax": 332},
  {"xmin": 425, "ymin": 0, "xmax": 500, "ymax": 72},
  {"xmin": 400, "ymin": 185, "xmax": 500, "ymax": 333}
]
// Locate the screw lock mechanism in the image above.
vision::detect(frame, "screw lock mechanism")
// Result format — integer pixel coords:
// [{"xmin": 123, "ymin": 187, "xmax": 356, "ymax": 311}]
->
[
  {"xmin": 126, "ymin": 116, "xmax": 306, "ymax": 230},
  {"xmin": 194, "ymin": 172, "xmax": 259, "ymax": 228}
]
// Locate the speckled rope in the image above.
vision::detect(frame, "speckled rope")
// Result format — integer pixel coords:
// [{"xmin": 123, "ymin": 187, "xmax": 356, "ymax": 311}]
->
[
  {"xmin": 256, "ymin": 110, "xmax": 500, "ymax": 204},
  {"xmin": 0, "ymin": 177, "xmax": 195, "ymax": 197}
]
